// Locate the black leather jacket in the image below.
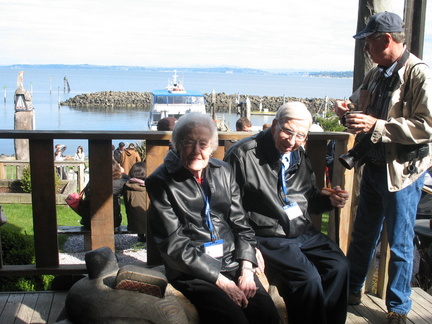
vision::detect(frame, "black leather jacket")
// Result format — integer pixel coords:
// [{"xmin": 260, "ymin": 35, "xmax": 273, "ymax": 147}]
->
[
  {"xmin": 225, "ymin": 129, "xmax": 333, "ymax": 238},
  {"xmin": 146, "ymin": 150, "xmax": 257, "ymax": 283}
]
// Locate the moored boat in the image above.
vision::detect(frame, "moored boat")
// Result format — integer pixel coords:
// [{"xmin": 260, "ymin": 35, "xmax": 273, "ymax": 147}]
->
[{"xmin": 148, "ymin": 71, "xmax": 206, "ymax": 130}]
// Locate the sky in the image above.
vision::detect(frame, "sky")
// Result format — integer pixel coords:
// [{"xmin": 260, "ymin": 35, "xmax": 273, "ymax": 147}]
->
[{"xmin": 0, "ymin": 0, "xmax": 430, "ymax": 71}]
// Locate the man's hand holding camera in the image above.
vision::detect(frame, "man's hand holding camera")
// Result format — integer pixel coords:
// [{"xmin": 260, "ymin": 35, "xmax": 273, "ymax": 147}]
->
[{"xmin": 335, "ymin": 100, "xmax": 378, "ymax": 134}]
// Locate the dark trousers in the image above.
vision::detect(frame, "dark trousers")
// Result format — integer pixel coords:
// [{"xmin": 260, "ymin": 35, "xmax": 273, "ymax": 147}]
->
[
  {"xmin": 257, "ymin": 230, "xmax": 349, "ymax": 324},
  {"xmin": 171, "ymin": 270, "xmax": 280, "ymax": 324}
]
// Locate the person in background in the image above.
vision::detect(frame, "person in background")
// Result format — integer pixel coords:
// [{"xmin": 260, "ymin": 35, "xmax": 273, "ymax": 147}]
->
[
  {"xmin": 112, "ymin": 159, "xmax": 128, "ymax": 228},
  {"xmin": 262, "ymin": 123, "xmax": 271, "ymax": 130},
  {"xmin": 123, "ymin": 161, "xmax": 147, "ymax": 242},
  {"xmin": 54, "ymin": 144, "xmax": 69, "ymax": 179},
  {"xmin": 157, "ymin": 117, "xmax": 177, "ymax": 150},
  {"xmin": 157, "ymin": 117, "xmax": 177, "ymax": 131},
  {"xmin": 146, "ymin": 112, "xmax": 280, "ymax": 324},
  {"xmin": 236, "ymin": 117, "xmax": 253, "ymax": 131},
  {"xmin": 335, "ymin": 12, "xmax": 432, "ymax": 323},
  {"xmin": 120, "ymin": 143, "xmax": 141, "ymax": 175},
  {"xmin": 113, "ymin": 142, "xmax": 126, "ymax": 164},
  {"xmin": 225, "ymin": 102, "xmax": 350, "ymax": 324},
  {"xmin": 74, "ymin": 145, "xmax": 85, "ymax": 161}
]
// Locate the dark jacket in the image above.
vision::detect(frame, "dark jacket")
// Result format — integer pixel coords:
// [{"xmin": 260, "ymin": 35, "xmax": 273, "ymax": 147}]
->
[
  {"xmin": 145, "ymin": 150, "xmax": 257, "ymax": 283},
  {"xmin": 123, "ymin": 179, "xmax": 147, "ymax": 233},
  {"xmin": 224, "ymin": 129, "xmax": 333, "ymax": 238}
]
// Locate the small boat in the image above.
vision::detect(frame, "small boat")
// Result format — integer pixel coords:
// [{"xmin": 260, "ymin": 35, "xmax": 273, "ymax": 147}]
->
[{"xmin": 148, "ymin": 71, "xmax": 206, "ymax": 130}]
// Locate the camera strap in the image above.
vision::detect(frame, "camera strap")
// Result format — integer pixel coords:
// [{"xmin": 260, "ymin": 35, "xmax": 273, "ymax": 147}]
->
[{"xmin": 368, "ymin": 50, "xmax": 410, "ymax": 119}]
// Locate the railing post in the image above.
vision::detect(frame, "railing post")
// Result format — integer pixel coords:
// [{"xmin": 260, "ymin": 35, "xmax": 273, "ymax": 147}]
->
[
  {"xmin": 0, "ymin": 163, "xmax": 5, "ymax": 179},
  {"xmin": 88, "ymin": 139, "xmax": 115, "ymax": 251},
  {"xmin": 29, "ymin": 138, "xmax": 59, "ymax": 268},
  {"xmin": 332, "ymin": 134, "xmax": 356, "ymax": 254},
  {"xmin": 145, "ymin": 139, "xmax": 170, "ymax": 266}
]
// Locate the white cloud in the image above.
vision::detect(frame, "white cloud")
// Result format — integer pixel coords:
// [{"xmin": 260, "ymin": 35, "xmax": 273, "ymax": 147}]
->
[{"xmin": 0, "ymin": 0, "xmax": 430, "ymax": 70}]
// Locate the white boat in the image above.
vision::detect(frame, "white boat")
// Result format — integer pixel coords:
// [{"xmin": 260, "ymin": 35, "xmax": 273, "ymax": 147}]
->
[{"xmin": 148, "ymin": 71, "xmax": 206, "ymax": 130}]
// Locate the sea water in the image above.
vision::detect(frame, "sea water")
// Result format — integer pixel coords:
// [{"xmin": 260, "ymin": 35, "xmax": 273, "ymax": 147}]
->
[{"xmin": 0, "ymin": 68, "xmax": 353, "ymax": 156}]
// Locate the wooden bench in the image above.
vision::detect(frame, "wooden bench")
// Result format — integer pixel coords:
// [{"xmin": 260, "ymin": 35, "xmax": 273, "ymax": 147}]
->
[{"xmin": 57, "ymin": 225, "xmax": 137, "ymax": 235}]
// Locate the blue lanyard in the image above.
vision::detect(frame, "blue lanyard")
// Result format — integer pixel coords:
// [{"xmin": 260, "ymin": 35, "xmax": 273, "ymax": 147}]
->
[{"xmin": 201, "ymin": 179, "xmax": 217, "ymax": 242}]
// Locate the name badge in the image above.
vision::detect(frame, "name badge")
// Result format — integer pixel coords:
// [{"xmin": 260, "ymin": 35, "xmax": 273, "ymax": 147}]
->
[
  {"xmin": 283, "ymin": 202, "xmax": 303, "ymax": 220},
  {"xmin": 204, "ymin": 239, "xmax": 224, "ymax": 258}
]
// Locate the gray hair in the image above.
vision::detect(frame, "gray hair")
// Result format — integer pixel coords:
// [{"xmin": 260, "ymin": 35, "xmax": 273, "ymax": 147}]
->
[
  {"xmin": 171, "ymin": 112, "xmax": 219, "ymax": 152},
  {"xmin": 374, "ymin": 31, "xmax": 405, "ymax": 44},
  {"xmin": 275, "ymin": 102, "xmax": 313, "ymax": 129}
]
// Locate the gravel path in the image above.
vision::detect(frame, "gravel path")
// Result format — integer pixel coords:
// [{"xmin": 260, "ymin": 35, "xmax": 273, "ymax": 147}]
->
[{"xmin": 59, "ymin": 234, "xmax": 147, "ymax": 266}]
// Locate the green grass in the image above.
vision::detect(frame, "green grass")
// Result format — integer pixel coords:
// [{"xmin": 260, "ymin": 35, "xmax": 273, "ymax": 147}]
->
[{"xmin": 1, "ymin": 201, "xmax": 128, "ymax": 249}]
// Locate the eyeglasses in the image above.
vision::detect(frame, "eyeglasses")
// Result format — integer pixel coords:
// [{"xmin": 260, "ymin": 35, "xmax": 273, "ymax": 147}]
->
[
  {"xmin": 181, "ymin": 139, "xmax": 210, "ymax": 149},
  {"xmin": 277, "ymin": 122, "xmax": 307, "ymax": 141}
]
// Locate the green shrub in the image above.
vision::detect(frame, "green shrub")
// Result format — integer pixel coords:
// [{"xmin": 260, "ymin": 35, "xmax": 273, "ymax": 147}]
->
[
  {"xmin": 0, "ymin": 226, "xmax": 53, "ymax": 291},
  {"xmin": 315, "ymin": 111, "xmax": 346, "ymax": 132},
  {"xmin": 20, "ymin": 166, "xmax": 61, "ymax": 193},
  {"xmin": 20, "ymin": 166, "xmax": 32, "ymax": 193}
]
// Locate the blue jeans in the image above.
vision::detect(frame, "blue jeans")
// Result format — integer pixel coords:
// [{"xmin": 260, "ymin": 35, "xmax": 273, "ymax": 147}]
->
[{"xmin": 347, "ymin": 163, "xmax": 425, "ymax": 315}]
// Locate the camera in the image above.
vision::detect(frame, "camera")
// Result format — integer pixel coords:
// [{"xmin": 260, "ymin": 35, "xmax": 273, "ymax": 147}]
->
[
  {"xmin": 59, "ymin": 145, "xmax": 67, "ymax": 152},
  {"xmin": 339, "ymin": 134, "xmax": 372, "ymax": 170}
]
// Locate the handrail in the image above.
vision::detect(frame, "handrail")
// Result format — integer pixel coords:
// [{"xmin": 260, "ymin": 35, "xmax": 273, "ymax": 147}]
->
[
  {"xmin": 0, "ymin": 160, "xmax": 87, "ymax": 192},
  {"xmin": 0, "ymin": 130, "xmax": 356, "ymax": 278}
]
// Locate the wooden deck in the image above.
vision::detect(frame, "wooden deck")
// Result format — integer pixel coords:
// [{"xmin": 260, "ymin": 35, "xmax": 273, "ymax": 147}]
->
[
  {"xmin": 347, "ymin": 288, "xmax": 432, "ymax": 323},
  {"xmin": 0, "ymin": 288, "xmax": 430, "ymax": 323},
  {"xmin": 0, "ymin": 291, "xmax": 66, "ymax": 324}
]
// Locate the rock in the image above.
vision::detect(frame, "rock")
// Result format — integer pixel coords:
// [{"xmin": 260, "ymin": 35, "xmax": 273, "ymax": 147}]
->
[{"xmin": 60, "ymin": 91, "xmax": 340, "ymax": 116}]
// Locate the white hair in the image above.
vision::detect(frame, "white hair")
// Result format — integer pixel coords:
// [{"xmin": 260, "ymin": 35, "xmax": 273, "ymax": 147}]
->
[{"xmin": 275, "ymin": 102, "xmax": 313, "ymax": 129}]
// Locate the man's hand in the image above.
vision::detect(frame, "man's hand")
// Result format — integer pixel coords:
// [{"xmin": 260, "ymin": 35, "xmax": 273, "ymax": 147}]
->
[
  {"xmin": 334, "ymin": 100, "xmax": 351, "ymax": 118},
  {"xmin": 254, "ymin": 248, "xmax": 265, "ymax": 275},
  {"xmin": 322, "ymin": 185, "xmax": 349, "ymax": 208},
  {"xmin": 345, "ymin": 113, "xmax": 378, "ymax": 134}
]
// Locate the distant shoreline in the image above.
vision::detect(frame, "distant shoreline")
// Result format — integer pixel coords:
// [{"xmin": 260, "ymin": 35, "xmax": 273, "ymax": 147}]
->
[
  {"xmin": 61, "ymin": 91, "xmax": 339, "ymax": 114},
  {"xmin": 0, "ymin": 64, "xmax": 354, "ymax": 79}
]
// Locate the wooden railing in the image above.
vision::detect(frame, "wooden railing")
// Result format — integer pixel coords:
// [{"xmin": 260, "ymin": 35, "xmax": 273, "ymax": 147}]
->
[
  {"xmin": 0, "ymin": 130, "xmax": 357, "ymax": 280},
  {"xmin": 0, "ymin": 160, "xmax": 87, "ymax": 192}
]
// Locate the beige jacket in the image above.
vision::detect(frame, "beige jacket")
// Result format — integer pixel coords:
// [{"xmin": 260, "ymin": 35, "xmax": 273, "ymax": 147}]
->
[{"xmin": 350, "ymin": 53, "xmax": 432, "ymax": 192}]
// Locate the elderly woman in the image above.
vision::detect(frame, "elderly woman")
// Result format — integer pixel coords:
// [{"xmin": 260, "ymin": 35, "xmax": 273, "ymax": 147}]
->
[{"xmin": 145, "ymin": 112, "xmax": 279, "ymax": 324}]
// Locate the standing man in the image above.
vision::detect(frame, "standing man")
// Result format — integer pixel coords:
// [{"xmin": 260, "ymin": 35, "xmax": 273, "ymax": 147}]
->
[
  {"xmin": 121, "ymin": 143, "xmax": 141, "ymax": 175},
  {"xmin": 113, "ymin": 142, "xmax": 125, "ymax": 164},
  {"xmin": 335, "ymin": 12, "xmax": 432, "ymax": 323},
  {"xmin": 225, "ymin": 102, "xmax": 350, "ymax": 324}
]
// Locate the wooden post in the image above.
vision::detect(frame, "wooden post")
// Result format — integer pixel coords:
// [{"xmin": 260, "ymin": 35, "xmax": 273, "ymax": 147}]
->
[
  {"xmin": 145, "ymin": 139, "xmax": 170, "ymax": 266},
  {"xmin": 29, "ymin": 138, "xmax": 59, "ymax": 268},
  {"xmin": 404, "ymin": 0, "xmax": 427, "ymax": 59},
  {"xmin": 88, "ymin": 139, "xmax": 114, "ymax": 251}
]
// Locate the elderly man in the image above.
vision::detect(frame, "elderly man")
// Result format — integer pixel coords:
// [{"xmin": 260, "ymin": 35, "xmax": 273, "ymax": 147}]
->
[
  {"xmin": 335, "ymin": 12, "xmax": 432, "ymax": 324},
  {"xmin": 225, "ymin": 102, "xmax": 350, "ymax": 324}
]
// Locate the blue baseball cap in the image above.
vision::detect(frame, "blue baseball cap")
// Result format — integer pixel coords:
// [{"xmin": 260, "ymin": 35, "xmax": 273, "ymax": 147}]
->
[{"xmin": 353, "ymin": 12, "xmax": 404, "ymax": 40}]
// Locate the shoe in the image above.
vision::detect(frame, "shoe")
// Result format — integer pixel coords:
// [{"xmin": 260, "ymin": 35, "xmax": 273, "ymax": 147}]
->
[
  {"xmin": 386, "ymin": 312, "xmax": 407, "ymax": 324},
  {"xmin": 348, "ymin": 291, "xmax": 362, "ymax": 305}
]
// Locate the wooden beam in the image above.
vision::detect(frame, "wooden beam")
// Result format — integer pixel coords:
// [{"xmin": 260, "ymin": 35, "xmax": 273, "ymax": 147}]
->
[
  {"xmin": 29, "ymin": 138, "xmax": 59, "ymax": 268},
  {"xmin": 88, "ymin": 139, "xmax": 115, "ymax": 251}
]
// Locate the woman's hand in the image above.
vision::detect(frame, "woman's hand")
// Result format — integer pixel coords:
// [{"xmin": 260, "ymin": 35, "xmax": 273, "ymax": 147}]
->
[
  {"xmin": 216, "ymin": 273, "xmax": 248, "ymax": 308},
  {"xmin": 238, "ymin": 261, "xmax": 258, "ymax": 299}
]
